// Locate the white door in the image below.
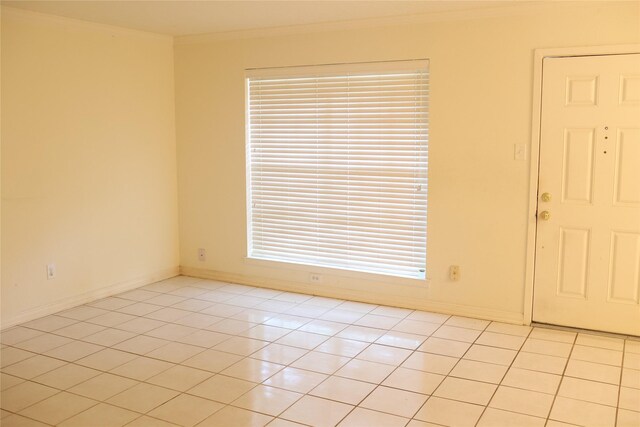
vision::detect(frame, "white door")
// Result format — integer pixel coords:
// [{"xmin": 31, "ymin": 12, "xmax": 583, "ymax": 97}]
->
[{"xmin": 533, "ymin": 53, "xmax": 640, "ymax": 336}]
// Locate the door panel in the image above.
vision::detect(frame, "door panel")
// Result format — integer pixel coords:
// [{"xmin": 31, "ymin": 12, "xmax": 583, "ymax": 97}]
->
[{"xmin": 534, "ymin": 54, "xmax": 640, "ymax": 335}]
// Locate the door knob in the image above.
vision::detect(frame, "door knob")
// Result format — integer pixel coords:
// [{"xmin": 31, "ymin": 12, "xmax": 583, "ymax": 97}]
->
[
  {"xmin": 541, "ymin": 192, "xmax": 551, "ymax": 202},
  {"xmin": 539, "ymin": 211, "xmax": 551, "ymax": 221}
]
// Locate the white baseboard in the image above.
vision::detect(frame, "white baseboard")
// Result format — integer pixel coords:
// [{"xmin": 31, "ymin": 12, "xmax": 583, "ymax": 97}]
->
[
  {"xmin": 181, "ymin": 266, "xmax": 524, "ymax": 325},
  {"xmin": 1, "ymin": 267, "xmax": 180, "ymax": 330}
]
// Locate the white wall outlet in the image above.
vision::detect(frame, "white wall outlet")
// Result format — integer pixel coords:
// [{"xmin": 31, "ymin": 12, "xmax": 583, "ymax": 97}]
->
[
  {"xmin": 309, "ymin": 273, "xmax": 323, "ymax": 283},
  {"xmin": 46, "ymin": 263, "xmax": 56, "ymax": 280},
  {"xmin": 198, "ymin": 248, "xmax": 206, "ymax": 262},
  {"xmin": 449, "ymin": 265, "xmax": 460, "ymax": 281},
  {"xmin": 514, "ymin": 143, "xmax": 527, "ymax": 161}
]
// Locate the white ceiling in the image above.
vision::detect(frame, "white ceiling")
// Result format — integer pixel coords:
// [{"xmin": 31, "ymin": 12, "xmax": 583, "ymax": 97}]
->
[{"xmin": 2, "ymin": 1, "xmax": 522, "ymax": 36}]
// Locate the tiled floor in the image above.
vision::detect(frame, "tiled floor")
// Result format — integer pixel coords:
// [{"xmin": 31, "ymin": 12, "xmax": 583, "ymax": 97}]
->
[{"xmin": 1, "ymin": 276, "xmax": 639, "ymax": 427}]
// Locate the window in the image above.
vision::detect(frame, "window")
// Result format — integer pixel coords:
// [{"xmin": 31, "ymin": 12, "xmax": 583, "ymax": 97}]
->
[{"xmin": 246, "ymin": 60, "xmax": 428, "ymax": 279}]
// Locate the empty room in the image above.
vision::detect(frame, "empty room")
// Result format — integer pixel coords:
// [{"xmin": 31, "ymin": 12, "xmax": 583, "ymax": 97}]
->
[{"xmin": 1, "ymin": 1, "xmax": 639, "ymax": 426}]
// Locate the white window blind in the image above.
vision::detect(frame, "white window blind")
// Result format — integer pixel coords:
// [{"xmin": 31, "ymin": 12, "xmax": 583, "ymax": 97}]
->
[{"xmin": 246, "ymin": 60, "xmax": 428, "ymax": 279}]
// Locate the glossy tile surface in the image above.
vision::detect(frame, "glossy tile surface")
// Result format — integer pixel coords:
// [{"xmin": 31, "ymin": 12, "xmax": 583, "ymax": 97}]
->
[{"xmin": 1, "ymin": 275, "xmax": 638, "ymax": 426}]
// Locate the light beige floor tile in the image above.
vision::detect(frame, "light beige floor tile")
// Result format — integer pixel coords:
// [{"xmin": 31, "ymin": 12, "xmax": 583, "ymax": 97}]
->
[
  {"xmin": 544, "ymin": 420, "xmax": 578, "ymax": 427},
  {"xmin": 336, "ymin": 325, "xmax": 386, "ymax": 343},
  {"xmin": 618, "ymin": 386, "xmax": 640, "ymax": 411},
  {"xmin": 529, "ymin": 328, "xmax": 576, "ymax": 343},
  {"xmin": 207, "ymin": 318, "xmax": 257, "ymax": 335},
  {"xmin": 338, "ymin": 407, "xmax": 408, "ymax": 427},
  {"xmin": 19, "ymin": 391, "xmax": 97, "ymax": 425},
  {"xmin": 126, "ymin": 416, "xmax": 180, "ymax": 426},
  {"xmin": 1, "ymin": 414, "xmax": 51, "ymax": 426},
  {"xmin": 414, "ymin": 396, "xmax": 484, "ymax": 427},
  {"xmin": 89, "ymin": 311, "xmax": 138, "ymax": 327},
  {"xmin": 262, "ymin": 313, "xmax": 311, "ymax": 329},
  {"xmin": 297, "ymin": 320, "xmax": 347, "ymax": 336},
  {"xmin": 433, "ymin": 377, "xmax": 496, "ymax": 406},
  {"xmin": 280, "ymin": 395, "xmax": 353, "ymax": 427},
  {"xmin": 115, "ymin": 317, "xmax": 166, "ymax": 334},
  {"xmin": 320, "ymin": 309, "xmax": 365, "ymax": 324},
  {"xmin": 463, "ymin": 344, "xmax": 517, "ymax": 366},
  {"xmin": 0, "ymin": 347, "xmax": 36, "ymax": 368},
  {"xmin": 355, "ymin": 314, "xmax": 401, "ymax": 330},
  {"xmin": 406, "ymin": 420, "xmax": 443, "ymax": 427},
  {"xmin": 54, "ymin": 322, "xmax": 106, "ymax": 339},
  {"xmin": 558, "ymin": 376, "xmax": 619, "ymax": 407},
  {"xmin": 110, "ymin": 357, "xmax": 175, "ymax": 381},
  {"xmin": 360, "ymin": 385, "xmax": 427, "ymax": 417},
  {"xmin": 445, "ymin": 316, "xmax": 490, "ymax": 330},
  {"xmin": 275, "ymin": 331, "xmax": 328, "ymax": 350},
  {"xmin": 147, "ymin": 394, "xmax": 224, "ymax": 426},
  {"xmin": 391, "ymin": 319, "xmax": 440, "ymax": 337},
  {"xmin": 0, "ymin": 381, "xmax": 58, "ymax": 412},
  {"xmin": 617, "ymin": 408, "xmax": 640, "ymax": 427},
  {"xmin": 58, "ymin": 403, "xmax": 139, "ymax": 427},
  {"xmin": 549, "ymin": 396, "xmax": 616, "ymax": 426},
  {"xmin": 118, "ymin": 289, "xmax": 160, "ymax": 301},
  {"xmin": 69, "ymin": 372, "xmax": 138, "ymax": 400},
  {"xmin": 187, "ymin": 374, "xmax": 256, "ymax": 403},
  {"xmin": 267, "ymin": 418, "xmax": 307, "ymax": 427},
  {"xmin": 489, "ymin": 385, "xmax": 554, "ymax": 417},
  {"xmin": 198, "ymin": 406, "xmax": 273, "ymax": 427},
  {"xmin": 431, "ymin": 325, "xmax": 482, "ymax": 343},
  {"xmin": 202, "ymin": 304, "xmax": 248, "ymax": 319},
  {"xmin": 335, "ymin": 358, "xmax": 395, "ymax": 384},
  {"xmin": 113, "ymin": 335, "xmax": 170, "ymax": 355},
  {"xmin": 145, "ymin": 307, "xmax": 191, "ymax": 323},
  {"xmin": 401, "ymin": 351, "xmax": 458, "ymax": 375},
  {"xmin": 375, "ymin": 331, "xmax": 426, "ymax": 350},
  {"xmin": 233, "ymin": 384, "xmax": 303, "ymax": 416},
  {"xmin": 477, "ymin": 408, "xmax": 545, "ymax": 427},
  {"xmin": 263, "ymin": 367, "xmax": 328, "ymax": 393},
  {"xmin": 356, "ymin": 343, "xmax": 412, "ymax": 366},
  {"xmin": 622, "ymin": 367, "xmax": 640, "ymax": 389},
  {"xmin": 75, "ymin": 348, "xmax": 138, "ymax": 371},
  {"xmin": 564, "ymin": 358, "xmax": 621, "ymax": 384},
  {"xmin": 221, "ymin": 358, "xmax": 284, "ymax": 382},
  {"xmin": 576, "ymin": 333, "xmax": 624, "ymax": 351},
  {"xmin": 315, "ymin": 337, "xmax": 369, "ymax": 357},
  {"xmin": 142, "ymin": 294, "xmax": 187, "ymax": 307},
  {"xmin": 107, "ymin": 383, "xmax": 179, "ymax": 413},
  {"xmin": 81, "ymin": 328, "xmax": 135, "ymax": 348},
  {"xmin": 476, "ymin": 331, "xmax": 526, "ymax": 350},
  {"xmin": 1, "ymin": 373, "xmax": 25, "ymax": 391},
  {"xmin": 146, "ymin": 342, "xmax": 204, "ymax": 363},
  {"xmin": 521, "ymin": 338, "xmax": 572, "ymax": 357},
  {"xmin": 624, "ymin": 352, "xmax": 640, "ymax": 370},
  {"xmin": 44, "ymin": 340, "xmax": 104, "ymax": 362},
  {"xmin": 626, "ymin": 340, "xmax": 640, "ymax": 354},
  {"xmin": 33, "ymin": 363, "xmax": 100, "ymax": 390},
  {"xmin": 22, "ymin": 315, "xmax": 79, "ymax": 332},
  {"xmin": 310, "ymin": 376, "xmax": 376, "ymax": 405},
  {"xmin": 87, "ymin": 297, "xmax": 134, "ymax": 311},
  {"xmin": 571, "ymin": 345, "xmax": 623, "ymax": 366},
  {"xmin": 231, "ymin": 308, "xmax": 276, "ymax": 323},
  {"xmin": 450, "ymin": 359, "xmax": 508, "ymax": 384},
  {"xmin": 147, "ymin": 364, "xmax": 212, "ymax": 391},
  {"xmin": 407, "ymin": 311, "xmax": 450, "ymax": 324},
  {"xmin": 2, "ymin": 355, "xmax": 67, "ymax": 379},
  {"xmin": 382, "ymin": 367, "xmax": 444, "ymax": 395},
  {"xmin": 240, "ymin": 325, "xmax": 291, "ymax": 342},
  {"xmin": 173, "ymin": 313, "xmax": 222, "ymax": 329},
  {"xmin": 485, "ymin": 322, "xmax": 532, "ymax": 337},
  {"xmin": 250, "ymin": 343, "xmax": 308, "ymax": 365},
  {"xmin": 370, "ymin": 305, "xmax": 409, "ymax": 317},
  {"xmin": 417, "ymin": 337, "xmax": 472, "ymax": 358},
  {"xmin": 13, "ymin": 333, "xmax": 73, "ymax": 353},
  {"xmin": 512, "ymin": 351, "xmax": 567, "ymax": 374},
  {"xmin": 290, "ymin": 351, "xmax": 351, "ymax": 374},
  {"xmin": 213, "ymin": 336, "xmax": 268, "ymax": 356},
  {"xmin": 182, "ymin": 349, "xmax": 243, "ymax": 373},
  {"xmin": 145, "ymin": 323, "xmax": 199, "ymax": 340},
  {"xmin": 0, "ymin": 327, "xmax": 44, "ymax": 345},
  {"xmin": 59, "ymin": 306, "xmax": 109, "ymax": 321},
  {"xmin": 501, "ymin": 367, "xmax": 561, "ymax": 394}
]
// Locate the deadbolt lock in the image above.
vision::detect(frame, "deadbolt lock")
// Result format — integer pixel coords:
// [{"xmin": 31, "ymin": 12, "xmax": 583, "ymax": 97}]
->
[
  {"xmin": 539, "ymin": 211, "xmax": 551, "ymax": 221},
  {"xmin": 541, "ymin": 192, "xmax": 551, "ymax": 202}
]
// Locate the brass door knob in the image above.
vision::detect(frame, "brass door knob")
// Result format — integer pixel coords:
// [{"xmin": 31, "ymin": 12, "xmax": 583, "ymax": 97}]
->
[
  {"xmin": 540, "ymin": 211, "xmax": 551, "ymax": 221},
  {"xmin": 541, "ymin": 192, "xmax": 551, "ymax": 202}
]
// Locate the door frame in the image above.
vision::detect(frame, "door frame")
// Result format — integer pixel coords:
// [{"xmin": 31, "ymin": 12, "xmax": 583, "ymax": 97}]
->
[{"xmin": 523, "ymin": 44, "xmax": 640, "ymax": 326}]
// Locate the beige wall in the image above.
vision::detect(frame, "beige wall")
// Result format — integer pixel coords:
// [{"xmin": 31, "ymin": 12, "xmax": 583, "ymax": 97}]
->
[
  {"xmin": 174, "ymin": 2, "xmax": 640, "ymax": 323},
  {"xmin": 1, "ymin": 8, "xmax": 179, "ymax": 327}
]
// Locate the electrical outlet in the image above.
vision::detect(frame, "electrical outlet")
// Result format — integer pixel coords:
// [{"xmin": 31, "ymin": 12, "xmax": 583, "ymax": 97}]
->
[
  {"xmin": 46, "ymin": 263, "xmax": 56, "ymax": 280},
  {"xmin": 309, "ymin": 273, "xmax": 323, "ymax": 283},
  {"xmin": 198, "ymin": 248, "xmax": 206, "ymax": 262},
  {"xmin": 449, "ymin": 265, "xmax": 460, "ymax": 281}
]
